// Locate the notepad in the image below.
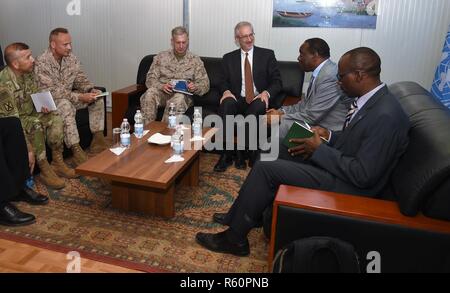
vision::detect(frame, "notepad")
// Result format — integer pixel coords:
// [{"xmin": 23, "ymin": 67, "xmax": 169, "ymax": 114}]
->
[
  {"xmin": 94, "ymin": 92, "xmax": 110, "ymax": 99},
  {"xmin": 30, "ymin": 91, "xmax": 57, "ymax": 112},
  {"xmin": 282, "ymin": 121, "xmax": 314, "ymax": 149},
  {"xmin": 282, "ymin": 121, "xmax": 329, "ymax": 149}
]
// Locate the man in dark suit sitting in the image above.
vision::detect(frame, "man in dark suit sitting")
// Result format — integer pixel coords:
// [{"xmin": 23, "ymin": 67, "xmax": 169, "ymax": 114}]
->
[
  {"xmin": 0, "ymin": 87, "xmax": 48, "ymax": 226},
  {"xmin": 214, "ymin": 21, "xmax": 282, "ymax": 172},
  {"xmin": 196, "ymin": 47, "xmax": 410, "ymax": 256}
]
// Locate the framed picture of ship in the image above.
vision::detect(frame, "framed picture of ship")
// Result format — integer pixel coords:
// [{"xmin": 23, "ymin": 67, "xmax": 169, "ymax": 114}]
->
[{"xmin": 273, "ymin": 0, "xmax": 378, "ymax": 29}]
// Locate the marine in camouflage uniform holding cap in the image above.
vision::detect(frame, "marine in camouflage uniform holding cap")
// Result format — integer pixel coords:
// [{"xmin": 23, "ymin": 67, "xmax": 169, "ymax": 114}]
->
[{"xmin": 140, "ymin": 26, "xmax": 209, "ymax": 124}]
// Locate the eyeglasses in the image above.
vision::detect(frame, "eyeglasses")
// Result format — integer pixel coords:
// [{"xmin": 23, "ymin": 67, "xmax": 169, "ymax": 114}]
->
[{"xmin": 238, "ymin": 33, "xmax": 255, "ymax": 40}]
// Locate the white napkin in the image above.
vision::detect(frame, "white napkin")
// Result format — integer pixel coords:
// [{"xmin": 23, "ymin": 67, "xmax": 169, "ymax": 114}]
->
[
  {"xmin": 110, "ymin": 147, "xmax": 126, "ymax": 156},
  {"xmin": 148, "ymin": 133, "xmax": 172, "ymax": 144},
  {"xmin": 164, "ymin": 155, "xmax": 185, "ymax": 163},
  {"xmin": 190, "ymin": 136, "xmax": 205, "ymax": 142},
  {"xmin": 134, "ymin": 130, "xmax": 150, "ymax": 138}
]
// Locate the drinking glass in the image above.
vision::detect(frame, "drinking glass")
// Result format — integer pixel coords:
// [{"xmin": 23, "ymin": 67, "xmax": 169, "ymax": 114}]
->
[
  {"xmin": 112, "ymin": 128, "xmax": 121, "ymax": 148},
  {"xmin": 176, "ymin": 105, "xmax": 187, "ymax": 125}
]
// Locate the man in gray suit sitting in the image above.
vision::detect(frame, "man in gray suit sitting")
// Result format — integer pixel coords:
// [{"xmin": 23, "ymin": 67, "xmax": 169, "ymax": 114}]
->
[{"xmin": 267, "ymin": 38, "xmax": 351, "ymax": 138}]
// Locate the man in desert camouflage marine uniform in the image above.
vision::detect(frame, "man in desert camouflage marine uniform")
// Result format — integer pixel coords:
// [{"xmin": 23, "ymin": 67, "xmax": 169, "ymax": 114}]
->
[
  {"xmin": 0, "ymin": 43, "xmax": 77, "ymax": 189},
  {"xmin": 140, "ymin": 26, "xmax": 209, "ymax": 124},
  {"xmin": 34, "ymin": 28, "xmax": 107, "ymax": 166}
]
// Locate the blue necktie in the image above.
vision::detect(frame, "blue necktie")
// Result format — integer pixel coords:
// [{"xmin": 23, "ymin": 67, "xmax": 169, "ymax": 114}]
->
[{"xmin": 306, "ymin": 75, "xmax": 315, "ymax": 98}]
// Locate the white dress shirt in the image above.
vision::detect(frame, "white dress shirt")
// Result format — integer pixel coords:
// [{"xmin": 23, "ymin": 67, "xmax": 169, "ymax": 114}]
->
[{"xmin": 349, "ymin": 83, "xmax": 386, "ymax": 124}]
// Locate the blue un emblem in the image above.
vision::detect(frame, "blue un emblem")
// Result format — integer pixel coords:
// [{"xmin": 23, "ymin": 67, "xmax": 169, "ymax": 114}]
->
[{"xmin": 431, "ymin": 25, "xmax": 450, "ymax": 109}]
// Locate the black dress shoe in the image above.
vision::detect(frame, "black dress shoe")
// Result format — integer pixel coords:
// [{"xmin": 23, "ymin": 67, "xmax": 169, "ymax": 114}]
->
[
  {"xmin": 213, "ymin": 213, "xmax": 229, "ymax": 226},
  {"xmin": 235, "ymin": 151, "xmax": 247, "ymax": 170},
  {"xmin": 214, "ymin": 153, "xmax": 233, "ymax": 172},
  {"xmin": 12, "ymin": 187, "xmax": 49, "ymax": 205},
  {"xmin": 196, "ymin": 230, "xmax": 250, "ymax": 256},
  {"xmin": 0, "ymin": 203, "xmax": 36, "ymax": 226}
]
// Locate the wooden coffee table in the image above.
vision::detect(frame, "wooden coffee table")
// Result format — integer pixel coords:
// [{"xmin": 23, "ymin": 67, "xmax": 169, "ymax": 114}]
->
[{"xmin": 75, "ymin": 121, "xmax": 217, "ymax": 218}]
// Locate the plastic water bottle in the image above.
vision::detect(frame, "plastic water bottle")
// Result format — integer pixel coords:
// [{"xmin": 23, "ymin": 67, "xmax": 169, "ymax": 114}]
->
[
  {"xmin": 168, "ymin": 103, "xmax": 176, "ymax": 129},
  {"xmin": 134, "ymin": 110, "xmax": 144, "ymax": 138},
  {"xmin": 192, "ymin": 108, "xmax": 202, "ymax": 138},
  {"xmin": 25, "ymin": 176, "xmax": 34, "ymax": 189},
  {"xmin": 120, "ymin": 118, "xmax": 131, "ymax": 148},
  {"xmin": 171, "ymin": 125, "xmax": 184, "ymax": 156}
]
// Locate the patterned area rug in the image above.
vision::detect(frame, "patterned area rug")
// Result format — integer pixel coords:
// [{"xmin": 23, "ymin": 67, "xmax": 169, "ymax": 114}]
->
[{"xmin": 0, "ymin": 153, "xmax": 269, "ymax": 272}]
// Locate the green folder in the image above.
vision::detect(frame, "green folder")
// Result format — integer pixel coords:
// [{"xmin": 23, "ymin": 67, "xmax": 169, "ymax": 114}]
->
[{"xmin": 282, "ymin": 121, "xmax": 314, "ymax": 149}]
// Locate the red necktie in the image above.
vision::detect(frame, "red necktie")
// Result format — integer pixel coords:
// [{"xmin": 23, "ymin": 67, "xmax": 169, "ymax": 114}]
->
[{"xmin": 244, "ymin": 53, "xmax": 255, "ymax": 104}]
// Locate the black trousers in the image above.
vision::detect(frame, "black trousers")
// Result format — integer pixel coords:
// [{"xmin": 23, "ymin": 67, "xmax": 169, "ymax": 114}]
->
[
  {"xmin": 225, "ymin": 157, "xmax": 370, "ymax": 238},
  {"xmin": 218, "ymin": 97, "xmax": 266, "ymax": 151},
  {"xmin": 0, "ymin": 117, "xmax": 29, "ymax": 203}
]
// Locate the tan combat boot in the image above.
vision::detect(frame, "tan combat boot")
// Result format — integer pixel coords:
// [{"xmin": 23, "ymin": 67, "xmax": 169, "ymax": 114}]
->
[
  {"xmin": 90, "ymin": 131, "xmax": 108, "ymax": 154},
  {"xmin": 71, "ymin": 143, "xmax": 88, "ymax": 166},
  {"xmin": 38, "ymin": 159, "xmax": 65, "ymax": 189},
  {"xmin": 51, "ymin": 149, "xmax": 79, "ymax": 179}
]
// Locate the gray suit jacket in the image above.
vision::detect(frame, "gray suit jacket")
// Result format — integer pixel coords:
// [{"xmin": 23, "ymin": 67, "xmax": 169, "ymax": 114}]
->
[{"xmin": 279, "ymin": 59, "xmax": 350, "ymax": 137}]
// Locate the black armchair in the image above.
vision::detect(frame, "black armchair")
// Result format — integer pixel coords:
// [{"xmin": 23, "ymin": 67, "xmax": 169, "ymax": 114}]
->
[
  {"xmin": 75, "ymin": 86, "xmax": 108, "ymax": 149},
  {"xmin": 267, "ymin": 81, "xmax": 450, "ymax": 273}
]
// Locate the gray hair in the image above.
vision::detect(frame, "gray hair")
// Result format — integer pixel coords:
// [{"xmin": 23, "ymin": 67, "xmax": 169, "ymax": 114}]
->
[
  {"xmin": 234, "ymin": 21, "xmax": 254, "ymax": 38},
  {"xmin": 171, "ymin": 26, "xmax": 189, "ymax": 38}
]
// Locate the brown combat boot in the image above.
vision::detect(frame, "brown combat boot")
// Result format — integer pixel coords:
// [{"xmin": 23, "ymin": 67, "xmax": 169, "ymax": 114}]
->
[
  {"xmin": 38, "ymin": 159, "xmax": 65, "ymax": 189},
  {"xmin": 51, "ymin": 149, "xmax": 79, "ymax": 179},
  {"xmin": 71, "ymin": 143, "xmax": 88, "ymax": 166},
  {"xmin": 90, "ymin": 131, "xmax": 108, "ymax": 154}
]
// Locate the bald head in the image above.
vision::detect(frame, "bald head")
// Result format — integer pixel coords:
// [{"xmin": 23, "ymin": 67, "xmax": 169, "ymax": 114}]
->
[
  {"xmin": 338, "ymin": 47, "xmax": 382, "ymax": 98},
  {"xmin": 343, "ymin": 47, "xmax": 381, "ymax": 78},
  {"xmin": 4, "ymin": 43, "xmax": 29, "ymax": 66}
]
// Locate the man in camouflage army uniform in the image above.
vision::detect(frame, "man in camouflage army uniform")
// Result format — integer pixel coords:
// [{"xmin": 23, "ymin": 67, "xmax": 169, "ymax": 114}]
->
[
  {"xmin": 0, "ymin": 43, "xmax": 77, "ymax": 190},
  {"xmin": 34, "ymin": 28, "xmax": 107, "ymax": 165},
  {"xmin": 140, "ymin": 26, "xmax": 210, "ymax": 124}
]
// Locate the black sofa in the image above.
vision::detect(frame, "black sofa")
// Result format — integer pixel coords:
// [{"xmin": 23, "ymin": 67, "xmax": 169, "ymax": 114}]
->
[
  {"xmin": 267, "ymin": 81, "xmax": 450, "ymax": 273},
  {"xmin": 72, "ymin": 88, "xmax": 108, "ymax": 149},
  {"xmin": 112, "ymin": 54, "xmax": 304, "ymax": 128}
]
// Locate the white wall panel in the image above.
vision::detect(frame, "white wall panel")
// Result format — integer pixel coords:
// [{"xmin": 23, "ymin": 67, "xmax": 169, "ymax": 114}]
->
[
  {"xmin": 189, "ymin": 0, "xmax": 450, "ymax": 91},
  {"xmin": 110, "ymin": 0, "xmax": 183, "ymax": 90},
  {"xmin": 0, "ymin": 0, "xmax": 183, "ymax": 107},
  {"xmin": 48, "ymin": 0, "xmax": 112, "ymax": 98},
  {"xmin": 0, "ymin": 0, "xmax": 52, "ymax": 52},
  {"xmin": 361, "ymin": 0, "xmax": 450, "ymax": 89},
  {"xmin": 189, "ymin": 0, "xmax": 274, "ymax": 57}
]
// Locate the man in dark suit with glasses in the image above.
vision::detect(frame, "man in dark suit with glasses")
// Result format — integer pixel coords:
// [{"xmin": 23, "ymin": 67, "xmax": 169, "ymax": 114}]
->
[{"xmin": 214, "ymin": 21, "xmax": 282, "ymax": 172}]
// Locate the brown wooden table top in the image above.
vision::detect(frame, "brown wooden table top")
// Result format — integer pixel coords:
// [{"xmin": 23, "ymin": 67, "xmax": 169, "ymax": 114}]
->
[{"xmin": 76, "ymin": 121, "xmax": 217, "ymax": 190}]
